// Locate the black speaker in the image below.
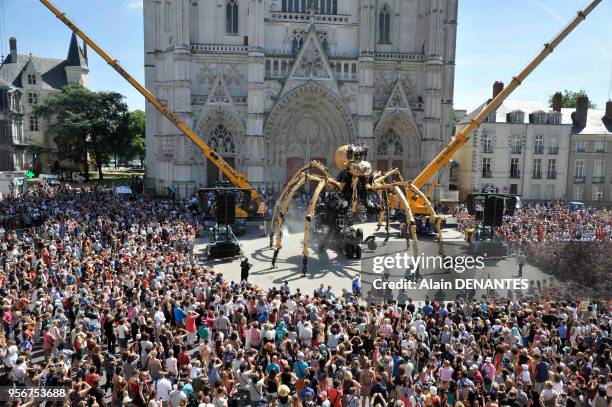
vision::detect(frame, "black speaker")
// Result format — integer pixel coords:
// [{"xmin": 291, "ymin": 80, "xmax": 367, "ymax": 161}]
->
[
  {"xmin": 505, "ymin": 196, "xmax": 517, "ymax": 216},
  {"xmin": 466, "ymin": 194, "xmax": 476, "ymax": 215},
  {"xmin": 215, "ymin": 191, "xmax": 236, "ymax": 225},
  {"xmin": 483, "ymin": 196, "xmax": 505, "ymax": 227}
]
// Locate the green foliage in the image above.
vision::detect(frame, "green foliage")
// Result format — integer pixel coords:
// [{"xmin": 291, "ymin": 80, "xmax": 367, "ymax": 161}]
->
[
  {"xmin": 35, "ymin": 85, "xmax": 130, "ymax": 180},
  {"xmin": 548, "ymin": 90, "xmax": 597, "ymax": 109},
  {"xmin": 116, "ymin": 109, "xmax": 146, "ymax": 165}
]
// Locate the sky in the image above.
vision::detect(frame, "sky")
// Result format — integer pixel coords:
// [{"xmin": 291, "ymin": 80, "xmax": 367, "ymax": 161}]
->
[{"xmin": 1, "ymin": 0, "xmax": 610, "ymax": 112}]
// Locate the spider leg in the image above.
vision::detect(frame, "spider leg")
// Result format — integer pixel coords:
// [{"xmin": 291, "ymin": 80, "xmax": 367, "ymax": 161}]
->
[
  {"xmin": 407, "ymin": 183, "xmax": 445, "ymax": 257},
  {"xmin": 384, "ymin": 189, "xmax": 390, "ymax": 242},
  {"xmin": 393, "ymin": 186, "xmax": 419, "ymax": 261},
  {"xmin": 270, "ymin": 169, "xmax": 308, "ymax": 247},
  {"xmin": 301, "ymin": 176, "xmax": 327, "ymax": 276},
  {"xmin": 376, "ymin": 190, "xmax": 384, "ymax": 231},
  {"xmin": 272, "ymin": 173, "xmax": 306, "ymax": 267}
]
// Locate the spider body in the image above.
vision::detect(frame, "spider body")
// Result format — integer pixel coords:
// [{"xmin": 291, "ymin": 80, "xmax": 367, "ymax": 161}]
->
[{"xmin": 270, "ymin": 144, "xmax": 444, "ymax": 275}]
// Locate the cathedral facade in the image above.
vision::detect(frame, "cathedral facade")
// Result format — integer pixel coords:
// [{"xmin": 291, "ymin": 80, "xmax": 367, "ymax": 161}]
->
[{"xmin": 143, "ymin": 0, "xmax": 458, "ymax": 198}]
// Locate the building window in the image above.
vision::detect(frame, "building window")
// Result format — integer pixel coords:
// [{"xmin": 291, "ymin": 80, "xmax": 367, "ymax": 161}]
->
[
  {"xmin": 509, "ymin": 184, "xmax": 518, "ymax": 195},
  {"xmin": 574, "ymin": 160, "xmax": 585, "ymax": 182},
  {"xmin": 29, "ymin": 115, "xmax": 39, "ymax": 131},
  {"xmin": 290, "ymin": 30, "xmax": 307, "ymax": 53},
  {"xmin": 482, "ymin": 157, "xmax": 491, "ymax": 178},
  {"xmin": 482, "ymin": 133, "xmax": 492, "ymax": 153},
  {"xmin": 592, "ymin": 160, "xmax": 604, "ymax": 183},
  {"xmin": 531, "ymin": 184, "xmax": 541, "ymax": 200},
  {"xmin": 226, "ymin": 0, "xmax": 239, "ymax": 34},
  {"xmin": 510, "ymin": 158, "xmax": 520, "ymax": 178},
  {"xmin": 484, "ymin": 112, "xmax": 496, "ymax": 123},
  {"xmin": 532, "ymin": 159, "xmax": 542, "ymax": 179},
  {"xmin": 574, "ymin": 184, "xmax": 583, "ymax": 200},
  {"xmin": 592, "ymin": 184, "xmax": 603, "ymax": 201},
  {"xmin": 209, "ymin": 124, "xmax": 236, "ymax": 154},
  {"xmin": 27, "ymin": 74, "xmax": 36, "ymax": 85},
  {"xmin": 548, "ymin": 135, "xmax": 558, "ymax": 154},
  {"xmin": 594, "ymin": 140, "xmax": 605, "ymax": 153},
  {"xmin": 576, "ymin": 140, "xmax": 586, "ymax": 152},
  {"xmin": 282, "ymin": 0, "xmax": 307, "ymax": 13},
  {"xmin": 548, "ymin": 113, "xmax": 561, "ymax": 125},
  {"xmin": 546, "ymin": 184, "xmax": 555, "ymax": 200},
  {"xmin": 530, "ymin": 113, "xmax": 546, "ymax": 124},
  {"xmin": 317, "ymin": 0, "xmax": 337, "ymax": 14},
  {"xmin": 27, "ymin": 92, "xmax": 38, "ymax": 105},
  {"xmin": 511, "ymin": 135, "xmax": 521, "ymax": 154},
  {"xmin": 378, "ymin": 5, "xmax": 391, "ymax": 44},
  {"xmin": 534, "ymin": 135, "xmax": 544, "ymax": 154},
  {"xmin": 547, "ymin": 159, "xmax": 556, "ymax": 179}
]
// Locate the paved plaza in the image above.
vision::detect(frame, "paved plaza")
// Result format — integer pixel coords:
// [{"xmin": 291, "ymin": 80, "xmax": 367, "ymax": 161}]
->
[{"xmin": 197, "ymin": 220, "xmax": 560, "ymax": 301}]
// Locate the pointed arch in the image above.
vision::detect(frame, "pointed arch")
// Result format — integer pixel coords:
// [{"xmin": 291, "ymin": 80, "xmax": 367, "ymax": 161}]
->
[
  {"xmin": 378, "ymin": 5, "xmax": 391, "ymax": 44},
  {"xmin": 226, "ymin": 0, "xmax": 239, "ymax": 34},
  {"xmin": 195, "ymin": 108, "xmax": 244, "ymax": 186}
]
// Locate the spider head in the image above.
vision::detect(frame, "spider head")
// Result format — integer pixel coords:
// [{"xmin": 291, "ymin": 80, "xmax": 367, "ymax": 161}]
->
[{"xmin": 335, "ymin": 144, "xmax": 369, "ymax": 171}]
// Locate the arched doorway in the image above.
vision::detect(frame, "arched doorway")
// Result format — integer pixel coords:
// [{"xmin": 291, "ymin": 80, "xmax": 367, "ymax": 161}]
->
[
  {"xmin": 206, "ymin": 124, "xmax": 236, "ymax": 186},
  {"xmin": 265, "ymin": 82, "xmax": 354, "ymax": 189},
  {"xmin": 376, "ymin": 128, "xmax": 404, "ymax": 174}
]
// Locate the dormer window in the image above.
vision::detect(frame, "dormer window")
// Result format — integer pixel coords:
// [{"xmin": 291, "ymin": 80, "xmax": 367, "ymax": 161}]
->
[
  {"xmin": 506, "ymin": 111, "xmax": 524, "ymax": 124},
  {"xmin": 529, "ymin": 112, "xmax": 546, "ymax": 124},
  {"xmin": 548, "ymin": 113, "xmax": 561, "ymax": 125},
  {"xmin": 27, "ymin": 74, "xmax": 36, "ymax": 85},
  {"xmin": 484, "ymin": 112, "xmax": 496, "ymax": 123}
]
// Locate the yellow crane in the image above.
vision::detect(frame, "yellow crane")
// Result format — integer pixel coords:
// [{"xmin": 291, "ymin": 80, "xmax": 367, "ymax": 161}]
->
[
  {"xmin": 39, "ymin": 0, "xmax": 264, "ymax": 217},
  {"xmin": 409, "ymin": 0, "xmax": 602, "ymax": 216}
]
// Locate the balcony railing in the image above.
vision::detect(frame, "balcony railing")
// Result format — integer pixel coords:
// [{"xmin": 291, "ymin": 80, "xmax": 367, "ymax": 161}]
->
[
  {"xmin": 265, "ymin": 70, "xmax": 288, "ymax": 79},
  {"xmin": 534, "ymin": 147, "xmax": 544, "ymax": 154},
  {"xmin": 548, "ymin": 147, "xmax": 559, "ymax": 155},
  {"xmin": 191, "ymin": 44, "xmax": 248, "ymax": 54},
  {"xmin": 574, "ymin": 176, "xmax": 585, "ymax": 183},
  {"xmin": 576, "ymin": 147, "xmax": 586, "ymax": 152},
  {"xmin": 532, "ymin": 172, "xmax": 542, "ymax": 179},
  {"xmin": 269, "ymin": 12, "xmax": 351, "ymax": 24},
  {"xmin": 592, "ymin": 176, "xmax": 605, "ymax": 184},
  {"xmin": 335, "ymin": 72, "xmax": 357, "ymax": 81},
  {"xmin": 482, "ymin": 171, "xmax": 492, "ymax": 178},
  {"xmin": 547, "ymin": 172, "xmax": 556, "ymax": 179},
  {"xmin": 511, "ymin": 147, "xmax": 522, "ymax": 154}
]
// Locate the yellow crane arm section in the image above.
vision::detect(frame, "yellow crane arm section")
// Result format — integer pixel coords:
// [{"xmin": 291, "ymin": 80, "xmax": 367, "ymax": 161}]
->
[
  {"xmin": 411, "ymin": 0, "xmax": 601, "ymax": 208},
  {"xmin": 39, "ymin": 0, "xmax": 262, "ymax": 205}
]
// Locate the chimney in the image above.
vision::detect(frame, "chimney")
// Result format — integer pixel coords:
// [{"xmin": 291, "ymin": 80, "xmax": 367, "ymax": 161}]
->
[
  {"xmin": 552, "ymin": 92, "xmax": 562, "ymax": 112},
  {"xmin": 606, "ymin": 100, "xmax": 612, "ymax": 122},
  {"xmin": 492, "ymin": 81, "xmax": 504, "ymax": 99},
  {"xmin": 9, "ymin": 37, "xmax": 16, "ymax": 62},
  {"xmin": 571, "ymin": 96, "xmax": 588, "ymax": 128}
]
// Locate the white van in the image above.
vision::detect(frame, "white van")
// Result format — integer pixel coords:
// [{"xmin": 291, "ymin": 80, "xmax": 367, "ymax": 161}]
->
[{"xmin": 39, "ymin": 174, "xmax": 60, "ymax": 185}]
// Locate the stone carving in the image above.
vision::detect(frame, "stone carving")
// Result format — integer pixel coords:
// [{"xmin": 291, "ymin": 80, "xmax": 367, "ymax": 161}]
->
[
  {"xmin": 209, "ymin": 124, "xmax": 236, "ymax": 154},
  {"xmin": 207, "ymin": 75, "xmax": 232, "ymax": 104},
  {"xmin": 377, "ymin": 128, "xmax": 404, "ymax": 156},
  {"xmin": 293, "ymin": 38, "xmax": 329, "ymax": 79},
  {"xmin": 158, "ymin": 136, "xmax": 176, "ymax": 161}
]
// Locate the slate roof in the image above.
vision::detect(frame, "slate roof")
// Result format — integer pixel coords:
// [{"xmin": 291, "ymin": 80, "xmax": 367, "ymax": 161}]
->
[
  {"xmin": 0, "ymin": 34, "xmax": 87, "ymax": 91},
  {"xmin": 460, "ymin": 99, "xmax": 612, "ymax": 135}
]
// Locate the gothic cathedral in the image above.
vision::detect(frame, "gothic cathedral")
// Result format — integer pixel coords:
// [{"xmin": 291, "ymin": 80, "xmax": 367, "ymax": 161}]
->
[{"xmin": 143, "ymin": 0, "xmax": 457, "ymax": 198}]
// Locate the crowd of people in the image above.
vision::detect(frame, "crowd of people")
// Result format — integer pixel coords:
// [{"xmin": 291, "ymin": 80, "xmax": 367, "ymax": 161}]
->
[
  {"xmin": 0, "ymin": 187, "xmax": 610, "ymax": 407},
  {"xmin": 456, "ymin": 202, "xmax": 612, "ymax": 295}
]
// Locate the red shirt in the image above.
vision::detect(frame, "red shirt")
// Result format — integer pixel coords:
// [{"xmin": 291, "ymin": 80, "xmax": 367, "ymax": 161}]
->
[{"xmin": 185, "ymin": 315, "xmax": 196, "ymax": 333}]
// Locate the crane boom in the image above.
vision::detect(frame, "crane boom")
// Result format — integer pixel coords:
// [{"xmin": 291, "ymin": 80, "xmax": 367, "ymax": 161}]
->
[
  {"xmin": 39, "ymin": 0, "xmax": 262, "ymax": 207},
  {"xmin": 412, "ymin": 0, "xmax": 601, "ymax": 205}
]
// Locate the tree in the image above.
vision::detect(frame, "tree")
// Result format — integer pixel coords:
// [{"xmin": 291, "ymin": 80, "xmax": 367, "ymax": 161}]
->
[
  {"xmin": 116, "ymin": 109, "xmax": 146, "ymax": 166},
  {"xmin": 35, "ymin": 85, "xmax": 130, "ymax": 180},
  {"xmin": 35, "ymin": 85, "xmax": 95, "ymax": 181},
  {"xmin": 548, "ymin": 90, "xmax": 597, "ymax": 109}
]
